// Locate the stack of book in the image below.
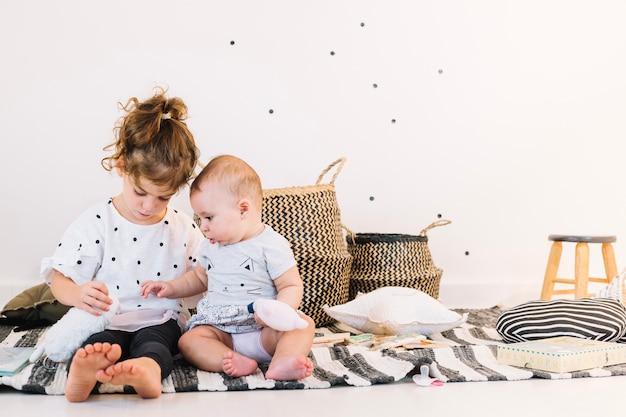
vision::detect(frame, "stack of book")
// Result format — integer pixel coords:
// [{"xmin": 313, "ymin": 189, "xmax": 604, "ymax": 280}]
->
[{"xmin": 496, "ymin": 336, "xmax": 626, "ymax": 373}]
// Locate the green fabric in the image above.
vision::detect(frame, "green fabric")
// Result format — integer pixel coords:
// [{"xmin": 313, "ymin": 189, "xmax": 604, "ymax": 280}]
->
[{"xmin": 1, "ymin": 283, "xmax": 70, "ymax": 323}]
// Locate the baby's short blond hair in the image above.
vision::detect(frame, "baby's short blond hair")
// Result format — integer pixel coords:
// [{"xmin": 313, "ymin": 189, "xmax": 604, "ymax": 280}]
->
[{"xmin": 191, "ymin": 155, "xmax": 263, "ymax": 208}]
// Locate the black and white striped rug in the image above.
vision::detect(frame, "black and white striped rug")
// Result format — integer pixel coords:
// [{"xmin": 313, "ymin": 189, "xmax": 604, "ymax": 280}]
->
[{"xmin": 3, "ymin": 306, "xmax": 626, "ymax": 395}]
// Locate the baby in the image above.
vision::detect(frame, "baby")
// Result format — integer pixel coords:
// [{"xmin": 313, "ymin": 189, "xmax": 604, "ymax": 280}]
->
[{"xmin": 142, "ymin": 154, "xmax": 315, "ymax": 380}]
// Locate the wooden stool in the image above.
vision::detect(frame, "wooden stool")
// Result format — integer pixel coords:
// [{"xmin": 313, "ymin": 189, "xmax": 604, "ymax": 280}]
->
[{"xmin": 540, "ymin": 235, "xmax": 618, "ymax": 300}]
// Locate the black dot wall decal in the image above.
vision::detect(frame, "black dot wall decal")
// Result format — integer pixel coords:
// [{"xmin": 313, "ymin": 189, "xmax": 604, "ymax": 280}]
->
[
  {"xmin": 369, "ymin": 196, "xmax": 375, "ymax": 201},
  {"xmin": 465, "ymin": 251, "xmax": 470, "ymax": 256},
  {"xmin": 391, "ymin": 119, "xmax": 396, "ymax": 124},
  {"xmin": 372, "ymin": 83, "xmax": 378, "ymax": 88},
  {"xmin": 269, "ymin": 109, "xmax": 274, "ymax": 114},
  {"xmin": 330, "ymin": 51, "xmax": 335, "ymax": 56},
  {"xmin": 438, "ymin": 69, "xmax": 443, "ymax": 74},
  {"xmin": 360, "ymin": 22, "xmax": 365, "ymax": 27},
  {"xmin": 437, "ymin": 214, "xmax": 442, "ymax": 218},
  {"xmin": 230, "ymin": 40, "xmax": 235, "ymax": 45}
]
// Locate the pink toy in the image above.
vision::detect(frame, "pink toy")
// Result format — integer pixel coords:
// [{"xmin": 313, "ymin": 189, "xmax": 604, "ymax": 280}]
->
[{"xmin": 251, "ymin": 299, "xmax": 308, "ymax": 332}]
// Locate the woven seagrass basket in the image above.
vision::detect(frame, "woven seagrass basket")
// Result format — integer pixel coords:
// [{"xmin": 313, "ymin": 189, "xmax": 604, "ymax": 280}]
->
[
  {"xmin": 262, "ymin": 158, "xmax": 352, "ymax": 326},
  {"xmin": 346, "ymin": 220, "xmax": 450, "ymax": 300}
]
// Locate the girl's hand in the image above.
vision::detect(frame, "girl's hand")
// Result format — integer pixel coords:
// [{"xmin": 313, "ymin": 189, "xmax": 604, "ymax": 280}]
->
[
  {"xmin": 141, "ymin": 280, "xmax": 173, "ymax": 298},
  {"xmin": 77, "ymin": 281, "xmax": 112, "ymax": 316}
]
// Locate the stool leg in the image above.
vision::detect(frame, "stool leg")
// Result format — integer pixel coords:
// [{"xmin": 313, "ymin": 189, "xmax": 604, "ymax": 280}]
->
[
  {"xmin": 541, "ymin": 241, "xmax": 562, "ymax": 300},
  {"xmin": 602, "ymin": 243, "xmax": 618, "ymax": 282},
  {"xmin": 575, "ymin": 242, "xmax": 590, "ymax": 299}
]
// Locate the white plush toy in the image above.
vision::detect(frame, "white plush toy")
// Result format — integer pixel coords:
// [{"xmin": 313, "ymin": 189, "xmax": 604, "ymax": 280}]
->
[
  {"xmin": 251, "ymin": 299, "xmax": 308, "ymax": 332},
  {"xmin": 30, "ymin": 297, "xmax": 120, "ymax": 363}
]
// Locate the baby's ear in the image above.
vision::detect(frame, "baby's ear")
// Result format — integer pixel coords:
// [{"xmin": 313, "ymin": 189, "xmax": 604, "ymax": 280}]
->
[{"xmin": 239, "ymin": 199, "xmax": 251, "ymax": 216}]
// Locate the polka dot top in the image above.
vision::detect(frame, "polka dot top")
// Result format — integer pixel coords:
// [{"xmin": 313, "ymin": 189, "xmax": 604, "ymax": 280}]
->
[{"xmin": 41, "ymin": 199, "xmax": 204, "ymax": 330}]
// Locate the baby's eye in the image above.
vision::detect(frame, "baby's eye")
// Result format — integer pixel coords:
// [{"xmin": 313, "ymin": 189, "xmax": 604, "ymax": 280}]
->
[{"xmin": 204, "ymin": 216, "xmax": 213, "ymax": 221}]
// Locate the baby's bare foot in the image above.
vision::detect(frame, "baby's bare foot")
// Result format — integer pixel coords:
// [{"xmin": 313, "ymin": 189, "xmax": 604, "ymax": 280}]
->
[
  {"xmin": 222, "ymin": 350, "xmax": 258, "ymax": 377},
  {"xmin": 265, "ymin": 354, "xmax": 314, "ymax": 381},
  {"xmin": 65, "ymin": 342, "xmax": 121, "ymax": 402},
  {"xmin": 97, "ymin": 357, "xmax": 162, "ymax": 399}
]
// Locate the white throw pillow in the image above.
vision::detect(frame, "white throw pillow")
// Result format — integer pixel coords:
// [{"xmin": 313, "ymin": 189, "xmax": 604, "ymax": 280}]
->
[{"xmin": 323, "ymin": 286, "xmax": 467, "ymax": 336}]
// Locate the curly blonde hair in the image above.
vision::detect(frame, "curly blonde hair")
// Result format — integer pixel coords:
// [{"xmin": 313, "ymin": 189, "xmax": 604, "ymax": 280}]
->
[{"xmin": 101, "ymin": 87, "xmax": 200, "ymax": 191}]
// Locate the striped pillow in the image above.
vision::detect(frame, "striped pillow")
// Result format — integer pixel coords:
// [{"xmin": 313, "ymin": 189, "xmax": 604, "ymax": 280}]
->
[{"xmin": 496, "ymin": 298, "xmax": 626, "ymax": 343}]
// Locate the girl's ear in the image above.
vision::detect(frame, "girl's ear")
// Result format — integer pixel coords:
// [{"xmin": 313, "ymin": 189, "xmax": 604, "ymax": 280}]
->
[{"xmin": 114, "ymin": 157, "xmax": 125, "ymax": 176}]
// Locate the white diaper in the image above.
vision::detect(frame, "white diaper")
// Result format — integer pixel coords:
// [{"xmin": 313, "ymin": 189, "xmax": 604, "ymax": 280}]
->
[{"xmin": 232, "ymin": 330, "xmax": 272, "ymax": 364}]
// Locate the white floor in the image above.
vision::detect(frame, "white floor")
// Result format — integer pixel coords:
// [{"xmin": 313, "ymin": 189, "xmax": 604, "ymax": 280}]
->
[{"xmin": 1, "ymin": 373, "xmax": 624, "ymax": 416}]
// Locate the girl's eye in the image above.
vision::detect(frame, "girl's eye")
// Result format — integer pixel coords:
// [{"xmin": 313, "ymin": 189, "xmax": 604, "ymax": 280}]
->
[{"xmin": 159, "ymin": 196, "xmax": 172, "ymax": 202}]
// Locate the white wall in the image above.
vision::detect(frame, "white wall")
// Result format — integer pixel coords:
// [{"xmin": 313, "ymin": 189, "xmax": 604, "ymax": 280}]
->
[{"xmin": 1, "ymin": 0, "xmax": 625, "ymax": 309}]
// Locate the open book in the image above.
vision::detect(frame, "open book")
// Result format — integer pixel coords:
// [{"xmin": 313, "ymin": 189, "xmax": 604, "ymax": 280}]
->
[{"xmin": 0, "ymin": 347, "xmax": 36, "ymax": 376}]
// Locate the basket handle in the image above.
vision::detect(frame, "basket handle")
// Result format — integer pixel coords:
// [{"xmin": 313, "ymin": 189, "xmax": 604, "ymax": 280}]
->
[
  {"xmin": 420, "ymin": 219, "xmax": 451, "ymax": 236},
  {"xmin": 343, "ymin": 224, "xmax": 356, "ymax": 244},
  {"xmin": 316, "ymin": 157, "xmax": 347, "ymax": 185}
]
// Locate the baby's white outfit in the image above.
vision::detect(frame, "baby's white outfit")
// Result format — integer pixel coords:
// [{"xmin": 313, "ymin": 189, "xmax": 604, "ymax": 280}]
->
[{"xmin": 186, "ymin": 225, "xmax": 296, "ymax": 362}]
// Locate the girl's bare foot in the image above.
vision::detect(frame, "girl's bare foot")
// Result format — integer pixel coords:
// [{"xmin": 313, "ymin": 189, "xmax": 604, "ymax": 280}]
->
[
  {"xmin": 265, "ymin": 354, "xmax": 314, "ymax": 381},
  {"xmin": 222, "ymin": 350, "xmax": 258, "ymax": 377},
  {"xmin": 97, "ymin": 357, "xmax": 163, "ymax": 399},
  {"xmin": 65, "ymin": 342, "xmax": 121, "ymax": 402}
]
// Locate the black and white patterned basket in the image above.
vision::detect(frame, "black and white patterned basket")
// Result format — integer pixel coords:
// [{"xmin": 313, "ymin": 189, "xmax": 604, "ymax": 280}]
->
[
  {"xmin": 262, "ymin": 158, "xmax": 352, "ymax": 326},
  {"xmin": 346, "ymin": 220, "xmax": 450, "ymax": 300}
]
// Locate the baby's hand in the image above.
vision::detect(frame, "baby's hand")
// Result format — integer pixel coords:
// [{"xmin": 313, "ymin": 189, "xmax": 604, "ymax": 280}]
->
[{"xmin": 141, "ymin": 280, "xmax": 172, "ymax": 298}]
